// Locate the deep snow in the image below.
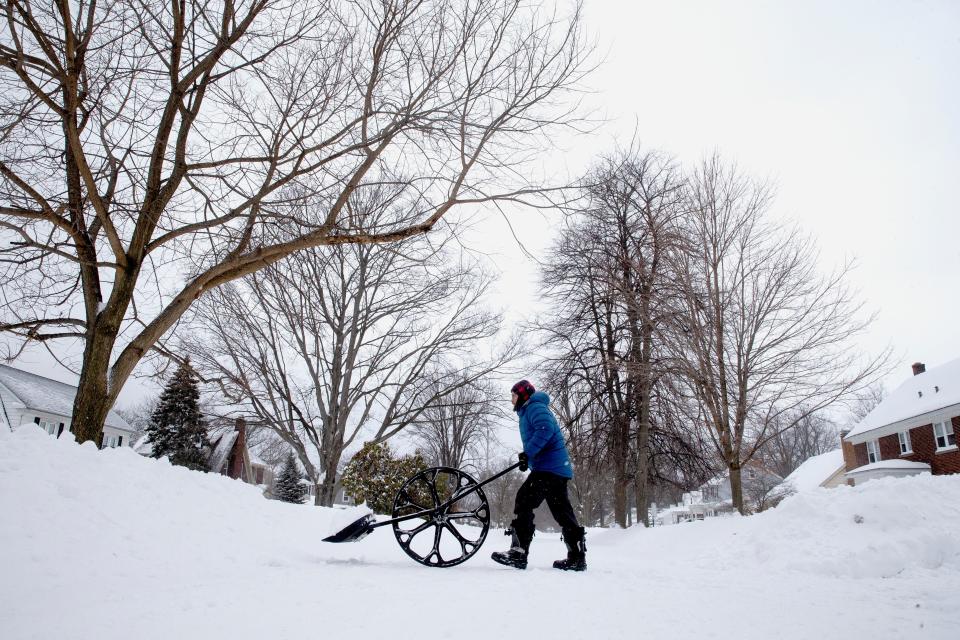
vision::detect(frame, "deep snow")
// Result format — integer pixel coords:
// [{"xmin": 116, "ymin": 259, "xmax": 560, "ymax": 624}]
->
[{"xmin": 2, "ymin": 425, "xmax": 959, "ymax": 640}]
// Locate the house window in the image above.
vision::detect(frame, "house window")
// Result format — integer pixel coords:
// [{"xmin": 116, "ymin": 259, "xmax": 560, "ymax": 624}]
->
[
  {"xmin": 897, "ymin": 431, "xmax": 912, "ymax": 455},
  {"xmin": 866, "ymin": 440, "xmax": 880, "ymax": 464},
  {"xmin": 933, "ymin": 420, "xmax": 956, "ymax": 450},
  {"xmin": 34, "ymin": 417, "xmax": 57, "ymax": 435},
  {"xmin": 342, "ymin": 490, "xmax": 351, "ymax": 503}
]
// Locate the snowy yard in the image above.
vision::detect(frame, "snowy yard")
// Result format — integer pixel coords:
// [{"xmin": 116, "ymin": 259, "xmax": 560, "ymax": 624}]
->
[{"xmin": 2, "ymin": 426, "xmax": 958, "ymax": 640}]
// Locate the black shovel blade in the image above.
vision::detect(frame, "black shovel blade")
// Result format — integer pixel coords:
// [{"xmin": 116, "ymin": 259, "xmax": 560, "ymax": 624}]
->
[{"xmin": 323, "ymin": 513, "xmax": 377, "ymax": 543}]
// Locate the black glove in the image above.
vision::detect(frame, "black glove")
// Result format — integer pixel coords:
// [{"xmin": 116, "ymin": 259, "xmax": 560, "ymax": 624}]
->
[{"xmin": 518, "ymin": 452, "xmax": 529, "ymax": 472}]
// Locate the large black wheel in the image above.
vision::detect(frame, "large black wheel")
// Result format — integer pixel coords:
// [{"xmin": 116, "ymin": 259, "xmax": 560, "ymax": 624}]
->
[{"xmin": 391, "ymin": 466, "xmax": 491, "ymax": 568}]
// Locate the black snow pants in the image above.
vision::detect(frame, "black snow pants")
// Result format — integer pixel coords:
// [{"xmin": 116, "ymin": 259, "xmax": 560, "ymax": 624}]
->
[{"xmin": 510, "ymin": 471, "xmax": 582, "ymax": 550}]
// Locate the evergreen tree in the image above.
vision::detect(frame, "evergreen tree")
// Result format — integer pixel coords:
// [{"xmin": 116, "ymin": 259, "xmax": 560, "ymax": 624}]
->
[
  {"xmin": 341, "ymin": 442, "xmax": 427, "ymax": 514},
  {"xmin": 145, "ymin": 359, "xmax": 210, "ymax": 471},
  {"xmin": 275, "ymin": 452, "xmax": 308, "ymax": 504}
]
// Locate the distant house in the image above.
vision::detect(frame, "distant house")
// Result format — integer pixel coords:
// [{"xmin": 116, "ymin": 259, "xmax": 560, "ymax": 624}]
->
[
  {"xmin": 650, "ymin": 461, "xmax": 782, "ymax": 525},
  {"xmin": 774, "ymin": 449, "xmax": 846, "ymax": 497},
  {"xmin": 305, "ymin": 480, "xmax": 356, "ymax": 507},
  {"xmin": 0, "ymin": 364, "xmax": 134, "ymax": 448},
  {"xmin": 206, "ymin": 420, "xmax": 253, "ymax": 482},
  {"xmin": 135, "ymin": 418, "xmax": 266, "ymax": 486},
  {"xmin": 842, "ymin": 361, "xmax": 960, "ymax": 484},
  {"xmin": 249, "ymin": 452, "xmax": 275, "ymax": 489},
  {"xmin": 134, "ymin": 418, "xmax": 279, "ymax": 495}
]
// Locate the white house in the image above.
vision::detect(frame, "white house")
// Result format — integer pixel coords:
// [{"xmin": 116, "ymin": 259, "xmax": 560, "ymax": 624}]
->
[
  {"xmin": 0, "ymin": 364, "xmax": 134, "ymax": 447},
  {"xmin": 650, "ymin": 461, "xmax": 783, "ymax": 525},
  {"xmin": 773, "ymin": 449, "xmax": 846, "ymax": 498}
]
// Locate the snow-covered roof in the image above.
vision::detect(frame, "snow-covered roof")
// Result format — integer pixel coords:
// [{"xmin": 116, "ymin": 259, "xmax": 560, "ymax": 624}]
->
[
  {"xmin": 846, "ymin": 459, "xmax": 931, "ymax": 474},
  {"xmin": 0, "ymin": 364, "xmax": 132, "ymax": 432},
  {"xmin": 845, "ymin": 358, "xmax": 960, "ymax": 442},
  {"xmin": 207, "ymin": 430, "xmax": 239, "ymax": 474},
  {"xmin": 778, "ymin": 449, "xmax": 845, "ymax": 494},
  {"xmin": 132, "ymin": 435, "xmax": 154, "ymax": 456}
]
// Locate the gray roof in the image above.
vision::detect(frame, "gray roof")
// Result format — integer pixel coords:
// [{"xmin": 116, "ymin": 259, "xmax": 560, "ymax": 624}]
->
[{"xmin": 0, "ymin": 364, "xmax": 132, "ymax": 432}]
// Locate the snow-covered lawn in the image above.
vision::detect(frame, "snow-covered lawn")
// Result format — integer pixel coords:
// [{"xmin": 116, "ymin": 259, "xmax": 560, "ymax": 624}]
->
[{"xmin": 2, "ymin": 426, "xmax": 959, "ymax": 640}]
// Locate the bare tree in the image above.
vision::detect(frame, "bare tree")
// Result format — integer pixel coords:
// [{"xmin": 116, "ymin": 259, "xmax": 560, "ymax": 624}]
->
[
  {"xmin": 114, "ymin": 396, "xmax": 158, "ymax": 446},
  {"xmin": 184, "ymin": 225, "xmax": 517, "ymax": 505},
  {"xmin": 670, "ymin": 155, "xmax": 889, "ymax": 514},
  {"xmin": 408, "ymin": 373, "xmax": 500, "ymax": 471},
  {"xmin": 539, "ymin": 221, "xmax": 633, "ymax": 524},
  {"xmin": 757, "ymin": 410, "xmax": 839, "ymax": 478},
  {"xmin": 537, "ymin": 147, "xmax": 686, "ymax": 526},
  {"xmin": 0, "ymin": 0, "xmax": 590, "ymax": 444},
  {"xmin": 645, "ymin": 379, "xmax": 716, "ymax": 499},
  {"xmin": 479, "ymin": 454, "xmax": 526, "ymax": 528},
  {"xmin": 848, "ymin": 383, "xmax": 885, "ymax": 424}
]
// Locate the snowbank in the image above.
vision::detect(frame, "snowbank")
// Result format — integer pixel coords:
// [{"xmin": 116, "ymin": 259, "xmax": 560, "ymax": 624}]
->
[{"xmin": 2, "ymin": 425, "xmax": 959, "ymax": 640}]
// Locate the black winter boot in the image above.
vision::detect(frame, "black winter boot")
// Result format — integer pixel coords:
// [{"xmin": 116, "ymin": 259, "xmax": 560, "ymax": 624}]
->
[
  {"xmin": 491, "ymin": 529, "xmax": 529, "ymax": 570},
  {"xmin": 553, "ymin": 528, "xmax": 587, "ymax": 572}
]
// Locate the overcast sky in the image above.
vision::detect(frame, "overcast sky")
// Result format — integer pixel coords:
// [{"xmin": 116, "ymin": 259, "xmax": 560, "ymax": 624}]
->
[
  {"xmin": 476, "ymin": 0, "xmax": 960, "ymax": 394},
  {"xmin": 10, "ymin": 0, "xmax": 959, "ymax": 411}
]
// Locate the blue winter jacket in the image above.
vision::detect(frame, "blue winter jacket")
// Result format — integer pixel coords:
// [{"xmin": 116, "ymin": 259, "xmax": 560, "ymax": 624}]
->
[{"xmin": 517, "ymin": 391, "xmax": 573, "ymax": 478}]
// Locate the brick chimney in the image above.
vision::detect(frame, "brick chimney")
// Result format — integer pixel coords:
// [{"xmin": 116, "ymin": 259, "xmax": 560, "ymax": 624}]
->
[
  {"xmin": 229, "ymin": 417, "xmax": 248, "ymax": 481},
  {"xmin": 912, "ymin": 362, "xmax": 926, "ymax": 376},
  {"xmin": 839, "ymin": 430, "xmax": 857, "ymax": 475}
]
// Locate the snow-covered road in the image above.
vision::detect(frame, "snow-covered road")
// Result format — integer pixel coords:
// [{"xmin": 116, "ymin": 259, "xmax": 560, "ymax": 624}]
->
[{"xmin": 2, "ymin": 426, "xmax": 958, "ymax": 640}]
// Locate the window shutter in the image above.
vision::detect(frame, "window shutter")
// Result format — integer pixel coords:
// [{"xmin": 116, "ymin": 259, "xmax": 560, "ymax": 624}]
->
[{"xmin": 118, "ymin": 435, "xmax": 123, "ymax": 447}]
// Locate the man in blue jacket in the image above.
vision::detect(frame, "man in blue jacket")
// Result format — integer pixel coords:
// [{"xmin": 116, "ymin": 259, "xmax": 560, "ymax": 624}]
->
[{"xmin": 492, "ymin": 380, "xmax": 587, "ymax": 571}]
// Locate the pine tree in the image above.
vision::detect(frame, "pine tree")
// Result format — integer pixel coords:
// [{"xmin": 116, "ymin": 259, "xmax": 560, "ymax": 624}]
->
[
  {"xmin": 275, "ymin": 452, "xmax": 308, "ymax": 504},
  {"xmin": 145, "ymin": 359, "xmax": 210, "ymax": 471}
]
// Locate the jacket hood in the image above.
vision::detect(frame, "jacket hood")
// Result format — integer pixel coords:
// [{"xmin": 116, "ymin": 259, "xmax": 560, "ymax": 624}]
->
[{"xmin": 518, "ymin": 390, "xmax": 550, "ymax": 412}]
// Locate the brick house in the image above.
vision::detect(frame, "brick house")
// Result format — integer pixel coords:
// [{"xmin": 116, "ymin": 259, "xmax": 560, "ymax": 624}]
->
[
  {"xmin": 206, "ymin": 419, "xmax": 253, "ymax": 482},
  {"xmin": 842, "ymin": 361, "xmax": 960, "ymax": 484},
  {"xmin": 135, "ymin": 418, "xmax": 272, "ymax": 489}
]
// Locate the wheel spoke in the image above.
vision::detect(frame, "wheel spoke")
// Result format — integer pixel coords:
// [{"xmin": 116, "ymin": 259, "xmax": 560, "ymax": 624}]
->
[
  {"xmin": 396, "ymin": 519, "xmax": 433, "ymax": 548},
  {"xmin": 447, "ymin": 511, "xmax": 482, "ymax": 522},
  {"xmin": 427, "ymin": 470, "xmax": 441, "ymax": 507},
  {"xmin": 429, "ymin": 524, "xmax": 444, "ymax": 564},
  {"xmin": 392, "ymin": 466, "xmax": 491, "ymax": 568},
  {"xmin": 443, "ymin": 522, "xmax": 476, "ymax": 556}
]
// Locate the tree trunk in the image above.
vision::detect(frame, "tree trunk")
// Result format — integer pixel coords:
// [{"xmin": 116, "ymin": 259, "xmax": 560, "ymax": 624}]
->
[
  {"xmin": 633, "ymin": 420, "xmax": 651, "ymax": 526},
  {"xmin": 318, "ymin": 459, "xmax": 339, "ymax": 507},
  {"xmin": 632, "ymin": 473, "xmax": 649, "ymax": 527},
  {"xmin": 729, "ymin": 463, "xmax": 745, "ymax": 514},
  {"xmin": 313, "ymin": 481, "xmax": 324, "ymax": 507},
  {"xmin": 70, "ymin": 327, "xmax": 119, "ymax": 445},
  {"xmin": 613, "ymin": 471, "xmax": 628, "ymax": 528}
]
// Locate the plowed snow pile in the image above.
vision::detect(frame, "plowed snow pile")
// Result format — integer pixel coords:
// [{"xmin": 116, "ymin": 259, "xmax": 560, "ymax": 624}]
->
[{"xmin": 2, "ymin": 425, "xmax": 959, "ymax": 640}]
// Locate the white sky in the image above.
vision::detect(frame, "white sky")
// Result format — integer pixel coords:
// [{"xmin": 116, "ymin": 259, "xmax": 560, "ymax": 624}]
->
[
  {"xmin": 476, "ymin": 0, "xmax": 960, "ymax": 393},
  {"xmin": 10, "ymin": 0, "xmax": 960, "ymax": 412}
]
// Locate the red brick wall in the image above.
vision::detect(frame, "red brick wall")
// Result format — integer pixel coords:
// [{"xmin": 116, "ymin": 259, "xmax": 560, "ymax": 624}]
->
[
  {"xmin": 850, "ymin": 421, "xmax": 960, "ymax": 476},
  {"xmin": 879, "ymin": 433, "xmax": 901, "ymax": 460},
  {"xmin": 851, "ymin": 442, "xmax": 869, "ymax": 469}
]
